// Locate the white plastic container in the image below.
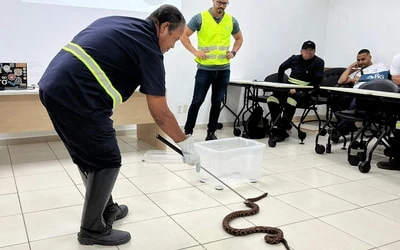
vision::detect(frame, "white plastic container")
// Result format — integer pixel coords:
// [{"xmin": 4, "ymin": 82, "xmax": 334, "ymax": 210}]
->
[{"xmin": 194, "ymin": 137, "xmax": 265, "ymax": 188}]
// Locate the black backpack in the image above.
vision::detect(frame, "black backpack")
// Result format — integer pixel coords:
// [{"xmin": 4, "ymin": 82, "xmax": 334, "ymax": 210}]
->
[{"xmin": 244, "ymin": 106, "xmax": 270, "ymax": 139}]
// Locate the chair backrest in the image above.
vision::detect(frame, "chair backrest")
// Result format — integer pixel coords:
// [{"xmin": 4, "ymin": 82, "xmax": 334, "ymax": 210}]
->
[
  {"xmin": 360, "ymin": 79, "xmax": 399, "ymax": 92},
  {"xmin": 320, "ymin": 67, "xmax": 346, "ymax": 87},
  {"xmin": 264, "ymin": 73, "xmax": 288, "ymax": 83},
  {"xmin": 357, "ymin": 79, "xmax": 399, "ymax": 113}
]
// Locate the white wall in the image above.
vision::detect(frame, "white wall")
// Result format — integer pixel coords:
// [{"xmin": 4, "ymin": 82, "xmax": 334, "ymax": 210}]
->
[
  {"xmin": 170, "ymin": 0, "xmax": 330, "ymax": 124},
  {"xmin": 0, "ymin": 0, "xmax": 331, "ymax": 130},
  {"xmin": 6, "ymin": 0, "xmax": 400, "ymax": 132},
  {"xmin": 324, "ymin": 0, "xmax": 399, "ymax": 68}
]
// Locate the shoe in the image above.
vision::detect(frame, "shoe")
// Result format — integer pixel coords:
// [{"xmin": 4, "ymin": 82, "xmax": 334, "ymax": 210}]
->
[
  {"xmin": 278, "ymin": 118, "xmax": 292, "ymax": 130},
  {"xmin": 205, "ymin": 131, "xmax": 217, "ymax": 141},
  {"xmin": 78, "ymin": 168, "xmax": 131, "ymax": 246},
  {"xmin": 103, "ymin": 203, "xmax": 129, "ymax": 225},
  {"xmin": 330, "ymin": 129, "xmax": 340, "ymax": 143},
  {"xmin": 377, "ymin": 160, "xmax": 400, "ymax": 170},
  {"xmin": 270, "ymin": 127, "xmax": 285, "ymax": 142},
  {"xmin": 78, "ymin": 225, "xmax": 131, "ymax": 246},
  {"xmin": 279, "ymin": 128, "xmax": 289, "ymax": 139}
]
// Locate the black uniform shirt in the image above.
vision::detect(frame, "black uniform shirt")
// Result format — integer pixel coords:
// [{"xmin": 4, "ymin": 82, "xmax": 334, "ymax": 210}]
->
[
  {"xmin": 39, "ymin": 16, "xmax": 165, "ymax": 114},
  {"xmin": 278, "ymin": 55, "xmax": 325, "ymax": 87}
]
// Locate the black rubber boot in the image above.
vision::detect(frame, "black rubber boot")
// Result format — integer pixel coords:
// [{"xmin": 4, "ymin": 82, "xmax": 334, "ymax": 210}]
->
[
  {"xmin": 205, "ymin": 131, "xmax": 217, "ymax": 141},
  {"xmin": 77, "ymin": 168, "xmax": 131, "ymax": 246},
  {"xmin": 267, "ymin": 101, "xmax": 281, "ymax": 125},
  {"xmin": 103, "ymin": 197, "xmax": 129, "ymax": 225},
  {"xmin": 79, "ymin": 167, "xmax": 128, "ymax": 225},
  {"xmin": 282, "ymin": 104, "xmax": 296, "ymax": 129}
]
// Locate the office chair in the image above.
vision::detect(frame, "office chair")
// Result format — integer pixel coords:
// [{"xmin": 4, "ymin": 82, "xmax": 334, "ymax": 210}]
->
[
  {"xmin": 335, "ymin": 79, "xmax": 398, "ymax": 173},
  {"xmin": 298, "ymin": 68, "xmax": 347, "ymax": 134},
  {"xmin": 247, "ymin": 73, "xmax": 289, "ymax": 106},
  {"xmin": 241, "ymin": 73, "xmax": 288, "ymax": 137},
  {"xmin": 314, "ymin": 67, "xmax": 348, "ymax": 154}
]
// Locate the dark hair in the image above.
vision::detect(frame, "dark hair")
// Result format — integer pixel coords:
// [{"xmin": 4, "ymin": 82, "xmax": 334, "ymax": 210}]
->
[
  {"xmin": 358, "ymin": 49, "xmax": 370, "ymax": 55},
  {"xmin": 147, "ymin": 4, "xmax": 186, "ymax": 32}
]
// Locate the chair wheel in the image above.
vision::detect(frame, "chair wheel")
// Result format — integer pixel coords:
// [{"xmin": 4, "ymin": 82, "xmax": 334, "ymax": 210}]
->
[
  {"xmin": 217, "ymin": 123, "xmax": 223, "ymax": 130},
  {"xmin": 233, "ymin": 128, "xmax": 241, "ymax": 136},
  {"xmin": 359, "ymin": 161, "xmax": 371, "ymax": 173},
  {"xmin": 315, "ymin": 144, "xmax": 325, "ymax": 154},
  {"xmin": 268, "ymin": 137, "xmax": 277, "ymax": 148},
  {"xmin": 319, "ymin": 128, "xmax": 327, "ymax": 136},
  {"xmin": 348, "ymin": 155, "xmax": 360, "ymax": 166},
  {"xmin": 298, "ymin": 131, "xmax": 307, "ymax": 140},
  {"xmin": 326, "ymin": 144, "xmax": 331, "ymax": 153}
]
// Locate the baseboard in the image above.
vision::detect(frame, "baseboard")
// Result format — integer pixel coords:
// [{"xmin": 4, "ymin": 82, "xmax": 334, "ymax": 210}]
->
[
  {"xmin": 292, "ymin": 114, "xmax": 327, "ymax": 122},
  {"xmin": 0, "ymin": 122, "xmax": 235, "ymax": 146}
]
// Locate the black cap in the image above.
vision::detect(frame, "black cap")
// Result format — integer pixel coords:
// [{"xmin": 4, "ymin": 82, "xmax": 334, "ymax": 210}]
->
[{"xmin": 301, "ymin": 40, "xmax": 316, "ymax": 50}]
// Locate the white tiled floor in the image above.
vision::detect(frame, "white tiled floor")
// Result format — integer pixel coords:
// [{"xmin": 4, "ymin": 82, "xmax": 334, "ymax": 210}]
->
[{"xmin": 1, "ymin": 126, "xmax": 400, "ymax": 250}]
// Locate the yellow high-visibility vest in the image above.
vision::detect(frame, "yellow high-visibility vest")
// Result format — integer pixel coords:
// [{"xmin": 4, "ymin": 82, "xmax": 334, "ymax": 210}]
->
[
  {"xmin": 195, "ymin": 11, "xmax": 233, "ymax": 66},
  {"xmin": 63, "ymin": 42, "xmax": 123, "ymax": 108}
]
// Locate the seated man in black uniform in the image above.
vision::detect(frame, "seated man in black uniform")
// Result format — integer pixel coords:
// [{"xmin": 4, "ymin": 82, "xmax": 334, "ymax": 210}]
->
[{"xmin": 267, "ymin": 40, "xmax": 325, "ymax": 141}]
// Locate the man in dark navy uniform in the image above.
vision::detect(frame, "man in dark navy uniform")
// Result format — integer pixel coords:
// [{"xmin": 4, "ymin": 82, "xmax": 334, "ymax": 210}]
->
[
  {"xmin": 267, "ymin": 40, "xmax": 325, "ymax": 142},
  {"xmin": 39, "ymin": 5, "xmax": 199, "ymax": 246}
]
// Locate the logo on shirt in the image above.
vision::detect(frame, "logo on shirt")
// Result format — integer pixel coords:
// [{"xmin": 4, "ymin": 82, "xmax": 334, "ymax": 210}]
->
[{"xmin": 359, "ymin": 71, "xmax": 389, "ymax": 82}]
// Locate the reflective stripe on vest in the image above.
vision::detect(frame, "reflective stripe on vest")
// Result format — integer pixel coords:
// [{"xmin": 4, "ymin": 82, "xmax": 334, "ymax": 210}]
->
[
  {"xmin": 195, "ymin": 11, "xmax": 233, "ymax": 66},
  {"xmin": 288, "ymin": 77, "xmax": 310, "ymax": 86},
  {"xmin": 63, "ymin": 42, "xmax": 122, "ymax": 108}
]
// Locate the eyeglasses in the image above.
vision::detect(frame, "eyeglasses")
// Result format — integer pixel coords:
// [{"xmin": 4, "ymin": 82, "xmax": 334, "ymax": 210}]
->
[{"xmin": 216, "ymin": 0, "xmax": 229, "ymax": 6}]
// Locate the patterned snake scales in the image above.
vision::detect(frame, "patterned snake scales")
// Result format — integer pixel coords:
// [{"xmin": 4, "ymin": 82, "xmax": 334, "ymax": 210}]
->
[{"xmin": 222, "ymin": 192, "xmax": 290, "ymax": 250}]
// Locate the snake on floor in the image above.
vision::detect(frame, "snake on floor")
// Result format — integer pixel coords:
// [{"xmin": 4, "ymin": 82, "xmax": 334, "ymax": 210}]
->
[{"xmin": 222, "ymin": 192, "xmax": 290, "ymax": 250}]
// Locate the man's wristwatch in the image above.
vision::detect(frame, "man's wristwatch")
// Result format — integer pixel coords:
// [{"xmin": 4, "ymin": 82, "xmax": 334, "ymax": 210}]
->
[{"xmin": 231, "ymin": 50, "xmax": 236, "ymax": 56}]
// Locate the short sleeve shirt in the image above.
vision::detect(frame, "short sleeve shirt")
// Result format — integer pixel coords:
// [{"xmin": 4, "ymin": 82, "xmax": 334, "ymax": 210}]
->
[
  {"xmin": 187, "ymin": 11, "xmax": 240, "ymax": 35},
  {"xmin": 390, "ymin": 53, "xmax": 400, "ymax": 75},
  {"xmin": 349, "ymin": 62, "xmax": 388, "ymax": 88},
  {"xmin": 39, "ymin": 16, "xmax": 165, "ymax": 112}
]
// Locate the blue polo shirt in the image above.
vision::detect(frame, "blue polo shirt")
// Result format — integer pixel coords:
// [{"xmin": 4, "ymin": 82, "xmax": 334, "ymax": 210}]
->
[{"xmin": 39, "ymin": 16, "xmax": 165, "ymax": 114}]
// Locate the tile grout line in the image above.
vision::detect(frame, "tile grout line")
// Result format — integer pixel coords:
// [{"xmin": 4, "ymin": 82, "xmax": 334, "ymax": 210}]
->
[{"xmin": 8, "ymin": 144, "xmax": 33, "ymax": 250}]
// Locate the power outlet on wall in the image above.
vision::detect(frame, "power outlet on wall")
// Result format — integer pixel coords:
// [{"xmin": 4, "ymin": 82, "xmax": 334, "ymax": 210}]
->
[
  {"xmin": 177, "ymin": 105, "xmax": 182, "ymax": 114},
  {"xmin": 183, "ymin": 104, "xmax": 188, "ymax": 113}
]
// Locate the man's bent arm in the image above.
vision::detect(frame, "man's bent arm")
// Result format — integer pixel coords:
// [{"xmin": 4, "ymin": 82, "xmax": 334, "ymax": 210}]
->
[
  {"xmin": 146, "ymin": 94, "xmax": 186, "ymax": 143},
  {"xmin": 231, "ymin": 31, "xmax": 243, "ymax": 54},
  {"xmin": 180, "ymin": 27, "xmax": 196, "ymax": 55}
]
